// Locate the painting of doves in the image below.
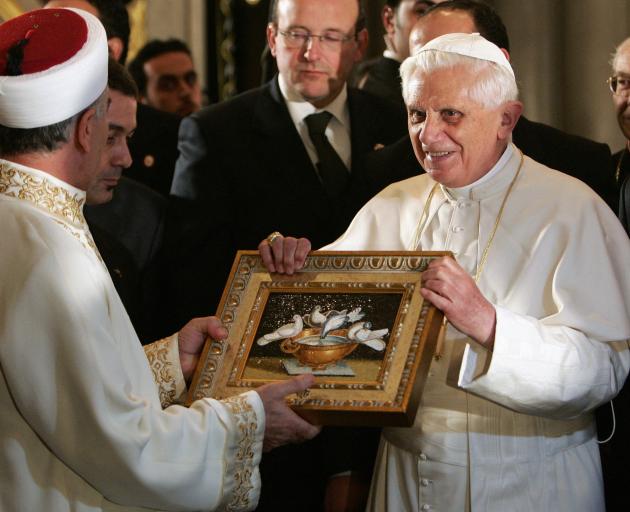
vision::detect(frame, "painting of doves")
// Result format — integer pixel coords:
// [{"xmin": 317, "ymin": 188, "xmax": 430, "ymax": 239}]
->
[{"xmin": 257, "ymin": 314, "xmax": 304, "ymax": 345}]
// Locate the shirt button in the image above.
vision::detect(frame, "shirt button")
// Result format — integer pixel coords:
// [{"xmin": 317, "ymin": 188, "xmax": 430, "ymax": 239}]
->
[
  {"xmin": 419, "ymin": 453, "xmax": 427, "ymax": 461},
  {"xmin": 421, "ymin": 478, "xmax": 430, "ymax": 487},
  {"xmin": 422, "ymin": 505, "xmax": 431, "ymax": 511},
  {"xmin": 453, "ymin": 226, "xmax": 464, "ymax": 233}
]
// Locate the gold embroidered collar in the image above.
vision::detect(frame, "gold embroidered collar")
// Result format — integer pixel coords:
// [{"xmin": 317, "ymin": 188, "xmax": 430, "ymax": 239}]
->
[{"xmin": 0, "ymin": 160, "xmax": 86, "ymax": 226}]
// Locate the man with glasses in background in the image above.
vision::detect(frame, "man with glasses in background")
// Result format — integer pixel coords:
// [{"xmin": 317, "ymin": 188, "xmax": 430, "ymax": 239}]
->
[
  {"xmin": 609, "ymin": 40, "xmax": 630, "ymax": 200},
  {"xmin": 169, "ymin": 1, "xmax": 407, "ymax": 509},
  {"xmin": 602, "ymin": 36, "xmax": 630, "ymax": 512}
]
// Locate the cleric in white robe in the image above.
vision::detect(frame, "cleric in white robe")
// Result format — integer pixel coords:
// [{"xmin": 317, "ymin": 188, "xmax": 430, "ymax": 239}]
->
[
  {"xmin": 259, "ymin": 33, "xmax": 630, "ymax": 511},
  {"xmin": 0, "ymin": 8, "xmax": 317, "ymax": 512}
]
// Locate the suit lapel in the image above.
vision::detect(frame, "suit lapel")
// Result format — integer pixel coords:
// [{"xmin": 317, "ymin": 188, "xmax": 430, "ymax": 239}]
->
[{"xmin": 252, "ymin": 79, "xmax": 326, "ymax": 194}]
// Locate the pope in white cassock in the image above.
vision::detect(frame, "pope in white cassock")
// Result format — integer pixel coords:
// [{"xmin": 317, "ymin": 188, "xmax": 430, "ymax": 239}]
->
[
  {"xmin": 0, "ymin": 8, "xmax": 318, "ymax": 512},
  {"xmin": 259, "ymin": 33, "xmax": 630, "ymax": 511}
]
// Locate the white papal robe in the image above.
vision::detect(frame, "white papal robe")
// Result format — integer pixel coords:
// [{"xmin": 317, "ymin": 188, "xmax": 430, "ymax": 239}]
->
[
  {"xmin": 0, "ymin": 160, "xmax": 265, "ymax": 512},
  {"xmin": 323, "ymin": 144, "xmax": 630, "ymax": 512}
]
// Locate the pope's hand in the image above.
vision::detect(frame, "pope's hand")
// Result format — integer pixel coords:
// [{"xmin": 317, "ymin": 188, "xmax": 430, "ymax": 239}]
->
[
  {"xmin": 258, "ymin": 233, "xmax": 311, "ymax": 275},
  {"xmin": 177, "ymin": 316, "xmax": 227, "ymax": 382},
  {"xmin": 256, "ymin": 374, "xmax": 321, "ymax": 452},
  {"xmin": 420, "ymin": 256, "xmax": 496, "ymax": 349}
]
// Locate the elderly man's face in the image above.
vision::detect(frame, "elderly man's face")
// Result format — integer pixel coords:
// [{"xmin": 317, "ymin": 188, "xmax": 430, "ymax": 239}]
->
[
  {"xmin": 612, "ymin": 42, "xmax": 630, "ymax": 140},
  {"xmin": 406, "ymin": 66, "xmax": 511, "ymax": 187},
  {"xmin": 409, "ymin": 9, "xmax": 477, "ymax": 55},
  {"xmin": 267, "ymin": 0, "xmax": 367, "ymax": 108},
  {"xmin": 87, "ymin": 89, "xmax": 136, "ymax": 205}
]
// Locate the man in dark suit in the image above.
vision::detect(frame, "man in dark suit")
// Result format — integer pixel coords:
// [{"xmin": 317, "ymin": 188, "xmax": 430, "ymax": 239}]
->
[
  {"xmin": 83, "ymin": 58, "xmax": 170, "ymax": 344},
  {"xmin": 355, "ymin": 0, "xmax": 435, "ymax": 110},
  {"xmin": 170, "ymin": 1, "xmax": 407, "ymax": 510},
  {"xmin": 598, "ymin": 35, "xmax": 630, "ymax": 512},
  {"xmin": 362, "ymin": 0, "xmax": 617, "ymax": 210},
  {"xmin": 170, "ymin": 0, "xmax": 407, "ymax": 321}
]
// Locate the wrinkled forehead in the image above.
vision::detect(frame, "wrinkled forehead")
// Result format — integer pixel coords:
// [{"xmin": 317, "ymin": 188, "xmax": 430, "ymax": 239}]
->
[
  {"xmin": 614, "ymin": 41, "xmax": 630, "ymax": 72},
  {"xmin": 405, "ymin": 64, "xmax": 483, "ymax": 104}
]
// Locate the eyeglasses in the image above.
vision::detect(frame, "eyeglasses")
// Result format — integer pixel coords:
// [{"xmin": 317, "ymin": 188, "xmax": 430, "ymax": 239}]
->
[
  {"xmin": 607, "ymin": 75, "xmax": 630, "ymax": 95},
  {"xmin": 278, "ymin": 29, "xmax": 355, "ymax": 51}
]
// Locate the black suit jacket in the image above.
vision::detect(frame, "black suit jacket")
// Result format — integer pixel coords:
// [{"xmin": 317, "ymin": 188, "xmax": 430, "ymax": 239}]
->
[
  {"xmin": 170, "ymin": 77, "xmax": 407, "ymax": 320},
  {"xmin": 125, "ymin": 104, "xmax": 181, "ymax": 196},
  {"xmin": 363, "ymin": 115, "xmax": 617, "ymax": 209},
  {"xmin": 597, "ymin": 172, "xmax": 630, "ymax": 511},
  {"xmin": 356, "ymin": 55, "xmax": 405, "ymax": 113},
  {"xmin": 85, "ymin": 177, "xmax": 169, "ymax": 342}
]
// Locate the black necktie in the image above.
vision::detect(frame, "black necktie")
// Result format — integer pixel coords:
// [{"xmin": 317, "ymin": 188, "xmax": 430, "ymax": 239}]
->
[{"xmin": 304, "ymin": 111, "xmax": 349, "ymax": 198}]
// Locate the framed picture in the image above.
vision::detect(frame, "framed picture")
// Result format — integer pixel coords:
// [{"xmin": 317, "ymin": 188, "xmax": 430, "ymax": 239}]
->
[{"xmin": 187, "ymin": 250, "xmax": 449, "ymax": 426}]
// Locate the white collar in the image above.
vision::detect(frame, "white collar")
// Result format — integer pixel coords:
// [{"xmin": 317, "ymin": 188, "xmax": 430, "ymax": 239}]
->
[
  {"xmin": 442, "ymin": 143, "xmax": 518, "ymax": 201},
  {"xmin": 278, "ymin": 73, "xmax": 349, "ymax": 128}
]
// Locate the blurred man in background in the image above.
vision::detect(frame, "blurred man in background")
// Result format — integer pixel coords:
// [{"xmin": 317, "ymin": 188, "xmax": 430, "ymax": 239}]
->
[{"xmin": 128, "ymin": 38, "xmax": 202, "ymax": 118}]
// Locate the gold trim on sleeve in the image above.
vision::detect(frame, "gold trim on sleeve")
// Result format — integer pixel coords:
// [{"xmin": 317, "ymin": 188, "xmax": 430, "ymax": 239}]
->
[
  {"xmin": 144, "ymin": 337, "xmax": 178, "ymax": 408},
  {"xmin": 222, "ymin": 394, "xmax": 259, "ymax": 511}
]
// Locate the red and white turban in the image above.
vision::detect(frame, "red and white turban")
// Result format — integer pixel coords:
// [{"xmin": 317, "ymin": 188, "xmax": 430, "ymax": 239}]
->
[{"xmin": 0, "ymin": 8, "xmax": 108, "ymax": 129}]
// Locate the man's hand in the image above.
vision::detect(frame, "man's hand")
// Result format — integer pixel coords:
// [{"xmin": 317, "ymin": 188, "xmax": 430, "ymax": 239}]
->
[
  {"xmin": 256, "ymin": 374, "xmax": 321, "ymax": 452},
  {"xmin": 178, "ymin": 317, "xmax": 228, "ymax": 382},
  {"xmin": 258, "ymin": 234, "xmax": 311, "ymax": 275},
  {"xmin": 420, "ymin": 257, "xmax": 496, "ymax": 348}
]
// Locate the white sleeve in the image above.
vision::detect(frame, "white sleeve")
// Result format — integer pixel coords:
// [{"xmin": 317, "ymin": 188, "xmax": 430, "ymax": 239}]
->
[
  {"xmin": 2, "ymin": 228, "xmax": 265, "ymax": 511},
  {"xmin": 458, "ymin": 305, "xmax": 630, "ymax": 420}
]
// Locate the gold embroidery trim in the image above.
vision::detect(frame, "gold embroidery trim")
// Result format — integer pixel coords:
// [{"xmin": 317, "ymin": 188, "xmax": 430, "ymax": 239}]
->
[
  {"xmin": 144, "ymin": 337, "xmax": 177, "ymax": 408},
  {"xmin": 0, "ymin": 163, "xmax": 85, "ymax": 224},
  {"xmin": 222, "ymin": 395, "xmax": 258, "ymax": 511},
  {"xmin": 0, "ymin": 163, "xmax": 102, "ymax": 255}
]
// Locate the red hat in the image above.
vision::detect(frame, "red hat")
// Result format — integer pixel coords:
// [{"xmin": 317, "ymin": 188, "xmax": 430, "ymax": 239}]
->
[{"xmin": 0, "ymin": 8, "xmax": 108, "ymax": 128}]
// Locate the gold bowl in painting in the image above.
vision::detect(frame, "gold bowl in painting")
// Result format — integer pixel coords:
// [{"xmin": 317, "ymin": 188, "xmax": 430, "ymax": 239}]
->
[{"xmin": 280, "ymin": 328, "xmax": 358, "ymax": 370}]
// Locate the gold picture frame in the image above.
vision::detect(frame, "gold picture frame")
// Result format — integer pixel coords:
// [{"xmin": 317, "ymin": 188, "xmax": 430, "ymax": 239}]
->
[{"xmin": 187, "ymin": 250, "xmax": 449, "ymax": 426}]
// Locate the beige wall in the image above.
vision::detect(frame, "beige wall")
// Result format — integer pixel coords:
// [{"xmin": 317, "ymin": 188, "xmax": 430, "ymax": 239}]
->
[
  {"xmin": 139, "ymin": 0, "xmax": 207, "ymax": 94},
  {"xmin": 494, "ymin": 0, "xmax": 630, "ymax": 152}
]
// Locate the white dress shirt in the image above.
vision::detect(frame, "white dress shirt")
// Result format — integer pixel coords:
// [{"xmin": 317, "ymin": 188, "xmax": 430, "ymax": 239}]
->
[{"xmin": 278, "ymin": 73, "xmax": 352, "ymax": 170}]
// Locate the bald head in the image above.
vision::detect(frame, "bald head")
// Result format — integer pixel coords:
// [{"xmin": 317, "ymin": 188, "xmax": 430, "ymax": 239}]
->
[
  {"xmin": 613, "ymin": 37, "xmax": 630, "ymax": 70},
  {"xmin": 409, "ymin": 9, "xmax": 476, "ymax": 55}
]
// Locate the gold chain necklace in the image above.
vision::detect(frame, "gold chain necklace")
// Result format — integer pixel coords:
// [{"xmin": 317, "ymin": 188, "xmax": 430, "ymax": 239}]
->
[{"xmin": 413, "ymin": 149, "xmax": 526, "ymax": 359}]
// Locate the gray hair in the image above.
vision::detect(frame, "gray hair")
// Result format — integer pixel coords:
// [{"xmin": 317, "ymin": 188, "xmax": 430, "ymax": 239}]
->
[
  {"xmin": 400, "ymin": 50, "xmax": 518, "ymax": 109},
  {"xmin": 0, "ymin": 88, "xmax": 108, "ymax": 156},
  {"xmin": 611, "ymin": 37, "xmax": 630, "ymax": 69}
]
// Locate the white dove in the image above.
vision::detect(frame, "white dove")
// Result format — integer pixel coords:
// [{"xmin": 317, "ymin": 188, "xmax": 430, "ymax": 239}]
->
[
  {"xmin": 348, "ymin": 321, "xmax": 388, "ymax": 351},
  {"xmin": 347, "ymin": 321, "xmax": 368, "ymax": 341},
  {"xmin": 320, "ymin": 310, "xmax": 349, "ymax": 339},
  {"xmin": 353, "ymin": 322, "xmax": 389, "ymax": 342},
  {"xmin": 346, "ymin": 307, "xmax": 365, "ymax": 323},
  {"xmin": 257, "ymin": 315, "xmax": 304, "ymax": 345},
  {"xmin": 305, "ymin": 305, "xmax": 328, "ymax": 327}
]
